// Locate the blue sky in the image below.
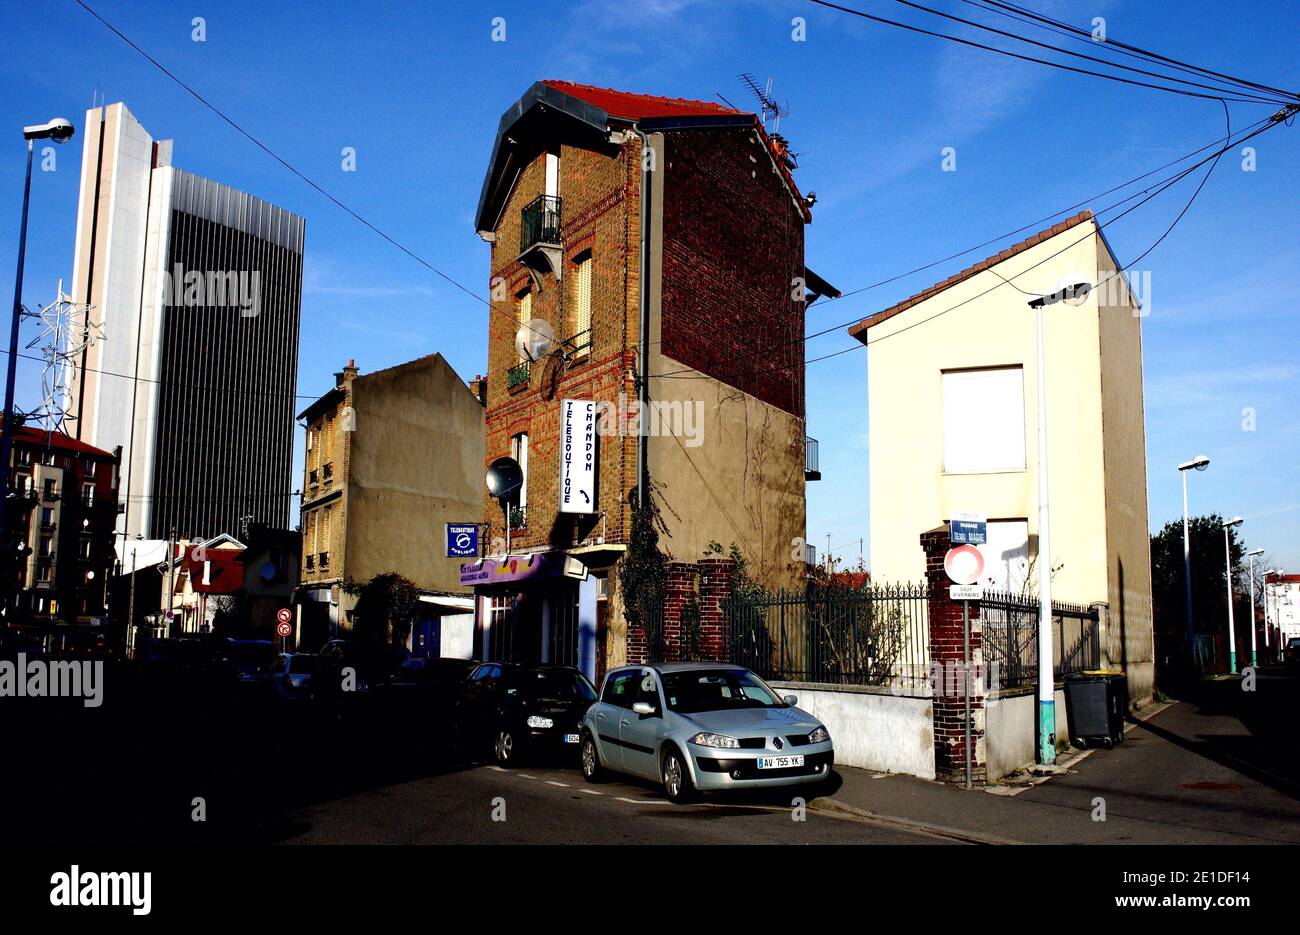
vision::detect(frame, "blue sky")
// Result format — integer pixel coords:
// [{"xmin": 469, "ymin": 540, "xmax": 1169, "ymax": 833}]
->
[{"xmin": 1, "ymin": 0, "xmax": 1297, "ymax": 569}]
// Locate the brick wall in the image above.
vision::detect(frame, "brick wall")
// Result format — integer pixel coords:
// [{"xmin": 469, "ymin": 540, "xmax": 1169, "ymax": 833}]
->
[
  {"xmin": 921, "ymin": 526, "xmax": 986, "ymax": 784},
  {"xmin": 625, "ymin": 557, "xmax": 735, "ymax": 665},
  {"xmin": 482, "ymin": 140, "xmax": 640, "ymax": 552},
  {"xmin": 660, "ymin": 127, "xmax": 806, "ymax": 417}
]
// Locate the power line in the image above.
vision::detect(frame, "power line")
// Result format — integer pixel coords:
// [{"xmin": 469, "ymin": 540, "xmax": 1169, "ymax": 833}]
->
[
  {"xmin": 652, "ymin": 112, "xmax": 1282, "ymax": 382},
  {"xmin": 69, "ymin": 0, "xmax": 559, "ymax": 352},
  {"xmin": 804, "ymin": 0, "xmax": 1291, "ymax": 105},
  {"xmin": 804, "ymin": 107, "xmax": 1286, "ymax": 363},
  {"xmin": 973, "ymin": 0, "xmax": 1299, "ymax": 102},
  {"xmin": 883, "ymin": 0, "xmax": 1293, "ymax": 105}
]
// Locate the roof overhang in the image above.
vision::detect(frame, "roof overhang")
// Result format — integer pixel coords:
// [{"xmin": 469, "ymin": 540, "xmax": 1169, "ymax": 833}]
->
[{"xmin": 475, "ymin": 81, "xmax": 613, "ymax": 237}]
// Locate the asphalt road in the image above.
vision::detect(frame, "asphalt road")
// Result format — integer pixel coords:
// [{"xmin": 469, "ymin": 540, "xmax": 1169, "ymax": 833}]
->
[{"xmin": 274, "ymin": 760, "xmax": 948, "ymax": 844}]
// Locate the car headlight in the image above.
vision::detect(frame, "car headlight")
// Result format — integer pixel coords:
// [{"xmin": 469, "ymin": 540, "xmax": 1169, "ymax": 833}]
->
[
  {"xmin": 688, "ymin": 731, "xmax": 740, "ymax": 749},
  {"xmin": 526, "ymin": 715, "xmax": 554, "ymax": 729},
  {"xmin": 808, "ymin": 725, "xmax": 830, "ymax": 744}
]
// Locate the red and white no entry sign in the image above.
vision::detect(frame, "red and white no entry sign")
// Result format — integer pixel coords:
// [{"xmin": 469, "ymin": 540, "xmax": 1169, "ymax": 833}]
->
[
  {"xmin": 944, "ymin": 545, "xmax": 985, "ymax": 586},
  {"xmin": 276, "ymin": 607, "xmax": 292, "ymax": 624}
]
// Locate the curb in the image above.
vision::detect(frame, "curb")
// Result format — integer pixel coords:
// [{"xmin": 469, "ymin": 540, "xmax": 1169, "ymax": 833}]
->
[{"xmin": 809, "ymin": 796, "xmax": 1023, "ymax": 845}]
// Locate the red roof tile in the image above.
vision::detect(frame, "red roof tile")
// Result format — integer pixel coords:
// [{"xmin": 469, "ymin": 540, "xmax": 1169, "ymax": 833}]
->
[
  {"xmin": 13, "ymin": 426, "xmax": 115, "ymax": 459},
  {"xmin": 184, "ymin": 545, "xmax": 246, "ymax": 595},
  {"xmin": 848, "ymin": 210, "xmax": 1096, "ymax": 342},
  {"xmin": 540, "ymin": 80, "xmax": 744, "ymax": 121}
]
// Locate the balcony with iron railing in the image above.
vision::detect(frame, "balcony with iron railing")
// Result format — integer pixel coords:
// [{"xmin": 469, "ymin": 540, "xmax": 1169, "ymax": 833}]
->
[
  {"xmin": 507, "ymin": 361, "xmax": 531, "ymax": 391},
  {"xmin": 518, "ymin": 194, "xmax": 563, "ymax": 280},
  {"xmin": 805, "ymin": 436, "xmax": 821, "ymax": 481}
]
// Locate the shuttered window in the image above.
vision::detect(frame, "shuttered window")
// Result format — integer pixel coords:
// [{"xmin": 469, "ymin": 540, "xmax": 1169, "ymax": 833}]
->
[
  {"xmin": 573, "ymin": 255, "xmax": 592, "ymax": 354},
  {"xmin": 517, "ymin": 291, "xmax": 532, "ymax": 362}
]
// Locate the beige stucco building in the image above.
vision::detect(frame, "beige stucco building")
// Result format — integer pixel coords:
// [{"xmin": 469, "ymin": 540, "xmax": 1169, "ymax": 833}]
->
[
  {"xmin": 849, "ymin": 210, "xmax": 1154, "ymax": 703},
  {"xmin": 294, "ymin": 355, "xmax": 485, "ymax": 654}
]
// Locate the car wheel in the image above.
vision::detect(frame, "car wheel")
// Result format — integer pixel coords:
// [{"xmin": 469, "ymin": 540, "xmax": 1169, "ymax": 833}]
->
[
  {"xmin": 661, "ymin": 747, "xmax": 695, "ymax": 803},
  {"xmin": 581, "ymin": 731, "xmax": 606, "ymax": 783},
  {"xmin": 494, "ymin": 729, "xmax": 517, "ymax": 767}
]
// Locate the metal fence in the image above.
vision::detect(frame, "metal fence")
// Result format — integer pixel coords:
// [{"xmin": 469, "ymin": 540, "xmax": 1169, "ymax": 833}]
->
[
  {"xmin": 644, "ymin": 600, "xmax": 703, "ymax": 664},
  {"xmin": 979, "ymin": 590, "xmax": 1100, "ymax": 690},
  {"xmin": 729, "ymin": 584, "xmax": 930, "ymax": 692}
]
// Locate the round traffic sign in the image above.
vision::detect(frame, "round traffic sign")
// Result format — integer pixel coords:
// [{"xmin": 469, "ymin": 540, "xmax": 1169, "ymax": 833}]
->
[
  {"xmin": 276, "ymin": 621, "xmax": 292, "ymax": 638},
  {"xmin": 944, "ymin": 545, "xmax": 985, "ymax": 586},
  {"xmin": 276, "ymin": 607, "xmax": 292, "ymax": 624}
]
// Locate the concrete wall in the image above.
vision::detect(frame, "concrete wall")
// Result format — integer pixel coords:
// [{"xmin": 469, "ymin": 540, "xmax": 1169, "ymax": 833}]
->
[
  {"xmin": 771, "ymin": 682, "xmax": 936, "ymax": 780},
  {"xmin": 1096, "ymin": 242, "xmax": 1155, "ymax": 704},
  {"xmin": 865, "ymin": 221, "xmax": 1110, "ymax": 607},
  {"xmin": 346, "ymin": 354, "xmax": 485, "ymax": 592},
  {"xmin": 984, "ymin": 687, "xmax": 1070, "ymax": 781}
]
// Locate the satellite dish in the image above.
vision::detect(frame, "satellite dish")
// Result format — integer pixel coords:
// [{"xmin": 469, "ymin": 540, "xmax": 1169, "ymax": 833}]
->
[
  {"xmin": 486, "ymin": 457, "xmax": 524, "ymax": 503},
  {"xmin": 515, "ymin": 318, "xmax": 555, "ymax": 363}
]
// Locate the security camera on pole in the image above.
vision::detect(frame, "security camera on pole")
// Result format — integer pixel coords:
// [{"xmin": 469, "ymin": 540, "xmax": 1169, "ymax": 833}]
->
[{"xmin": 1026, "ymin": 280, "xmax": 1091, "ymax": 765}]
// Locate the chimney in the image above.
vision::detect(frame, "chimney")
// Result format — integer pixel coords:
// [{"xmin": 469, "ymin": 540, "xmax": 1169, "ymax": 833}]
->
[
  {"xmin": 468, "ymin": 374, "xmax": 487, "ymax": 406},
  {"xmin": 335, "ymin": 358, "xmax": 359, "ymax": 388}
]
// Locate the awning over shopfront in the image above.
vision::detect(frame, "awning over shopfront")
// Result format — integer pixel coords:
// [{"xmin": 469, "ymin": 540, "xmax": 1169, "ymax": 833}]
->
[{"xmin": 460, "ymin": 552, "xmax": 588, "ymax": 587}]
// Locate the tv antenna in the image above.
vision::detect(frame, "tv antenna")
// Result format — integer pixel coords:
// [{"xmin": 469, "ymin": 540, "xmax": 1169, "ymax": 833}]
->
[{"xmin": 739, "ymin": 73, "xmax": 789, "ymax": 133}]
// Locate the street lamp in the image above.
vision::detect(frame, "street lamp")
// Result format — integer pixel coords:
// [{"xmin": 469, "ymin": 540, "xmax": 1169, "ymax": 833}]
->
[
  {"xmin": 1221, "ymin": 516, "xmax": 1243, "ymax": 673},
  {"xmin": 1177, "ymin": 455, "xmax": 1210, "ymax": 665},
  {"xmin": 1247, "ymin": 548, "xmax": 1264, "ymax": 667},
  {"xmin": 1026, "ymin": 280, "xmax": 1090, "ymax": 766},
  {"xmin": 1, "ymin": 117, "xmax": 75, "ymax": 570}
]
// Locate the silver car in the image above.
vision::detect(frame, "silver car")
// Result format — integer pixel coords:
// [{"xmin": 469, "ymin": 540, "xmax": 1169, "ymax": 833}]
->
[{"xmin": 580, "ymin": 663, "xmax": 833, "ymax": 802}]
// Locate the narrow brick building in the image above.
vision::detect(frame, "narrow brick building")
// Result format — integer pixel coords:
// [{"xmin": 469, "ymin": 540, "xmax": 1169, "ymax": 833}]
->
[{"xmin": 464, "ymin": 80, "xmax": 834, "ymax": 681}]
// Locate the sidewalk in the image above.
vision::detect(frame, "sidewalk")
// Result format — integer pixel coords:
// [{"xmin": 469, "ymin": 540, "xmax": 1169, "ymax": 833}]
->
[{"xmin": 813, "ymin": 697, "xmax": 1300, "ymax": 844}]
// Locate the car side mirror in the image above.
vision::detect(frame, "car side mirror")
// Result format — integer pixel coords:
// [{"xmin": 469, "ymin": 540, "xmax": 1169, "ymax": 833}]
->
[
  {"xmin": 783, "ymin": 694, "xmax": 799, "ymax": 706},
  {"xmin": 631, "ymin": 701, "xmax": 657, "ymax": 717}
]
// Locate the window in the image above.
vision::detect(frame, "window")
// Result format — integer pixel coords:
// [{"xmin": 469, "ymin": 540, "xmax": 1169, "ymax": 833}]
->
[
  {"xmin": 39, "ymin": 536, "xmax": 53, "ymax": 557},
  {"xmin": 516, "ymin": 290, "xmax": 532, "ymax": 363},
  {"xmin": 601, "ymin": 670, "xmax": 637, "ymax": 708},
  {"xmin": 40, "ymin": 507, "xmax": 53, "ymax": 527},
  {"xmin": 545, "ymin": 151, "xmax": 559, "ymax": 198},
  {"xmin": 79, "ymin": 538, "xmax": 92, "ymax": 560},
  {"xmin": 307, "ymin": 513, "xmax": 317, "ymax": 555},
  {"xmin": 321, "ymin": 508, "xmax": 330, "ymax": 549},
  {"xmin": 942, "ymin": 367, "xmax": 1026, "ymax": 474},
  {"xmin": 511, "ymin": 432, "xmax": 529, "ymax": 510},
  {"xmin": 85, "ymin": 460, "xmax": 97, "ymax": 478},
  {"xmin": 82, "ymin": 482, "xmax": 95, "ymax": 505},
  {"xmin": 17, "ymin": 449, "xmax": 31, "ymax": 465},
  {"xmin": 571, "ymin": 253, "xmax": 592, "ymax": 354}
]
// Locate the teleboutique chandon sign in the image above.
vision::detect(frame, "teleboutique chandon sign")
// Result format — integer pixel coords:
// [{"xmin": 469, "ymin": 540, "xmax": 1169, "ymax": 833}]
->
[{"xmin": 559, "ymin": 399, "xmax": 596, "ymax": 514}]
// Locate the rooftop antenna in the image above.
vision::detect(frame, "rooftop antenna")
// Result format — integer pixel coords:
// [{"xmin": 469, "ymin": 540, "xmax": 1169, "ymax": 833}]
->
[{"xmin": 739, "ymin": 73, "xmax": 789, "ymax": 134}]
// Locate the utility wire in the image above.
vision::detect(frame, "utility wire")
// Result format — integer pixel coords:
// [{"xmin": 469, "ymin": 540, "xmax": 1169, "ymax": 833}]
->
[
  {"xmin": 652, "ymin": 112, "xmax": 1280, "ymax": 381},
  {"xmin": 883, "ymin": 0, "xmax": 1293, "ymax": 105},
  {"xmin": 974, "ymin": 0, "xmax": 1299, "ymax": 102},
  {"xmin": 804, "ymin": 0, "xmax": 1290, "ymax": 104}
]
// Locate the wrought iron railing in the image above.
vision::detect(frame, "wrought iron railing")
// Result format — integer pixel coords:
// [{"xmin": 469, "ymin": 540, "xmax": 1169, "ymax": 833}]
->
[
  {"xmin": 979, "ymin": 590, "xmax": 1100, "ymax": 690},
  {"xmin": 562, "ymin": 328, "xmax": 592, "ymax": 357},
  {"xmin": 507, "ymin": 361, "xmax": 530, "ymax": 389},
  {"xmin": 520, "ymin": 194, "xmax": 562, "ymax": 253},
  {"xmin": 729, "ymin": 584, "xmax": 930, "ymax": 692},
  {"xmin": 805, "ymin": 436, "xmax": 820, "ymax": 481}
]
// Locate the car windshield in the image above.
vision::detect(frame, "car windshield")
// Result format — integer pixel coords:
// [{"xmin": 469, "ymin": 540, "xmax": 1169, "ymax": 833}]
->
[
  {"xmin": 661, "ymin": 669, "xmax": 786, "ymax": 713},
  {"xmin": 512, "ymin": 669, "xmax": 597, "ymax": 702}
]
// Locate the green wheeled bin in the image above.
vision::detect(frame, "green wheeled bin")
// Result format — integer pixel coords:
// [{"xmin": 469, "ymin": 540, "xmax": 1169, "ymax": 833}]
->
[{"xmin": 1064, "ymin": 670, "xmax": 1128, "ymax": 749}]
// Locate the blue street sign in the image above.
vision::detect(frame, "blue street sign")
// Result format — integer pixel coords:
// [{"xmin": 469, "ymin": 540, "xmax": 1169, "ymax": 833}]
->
[
  {"xmin": 949, "ymin": 513, "xmax": 987, "ymax": 546},
  {"xmin": 446, "ymin": 524, "xmax": 479, "ymax": 558}
]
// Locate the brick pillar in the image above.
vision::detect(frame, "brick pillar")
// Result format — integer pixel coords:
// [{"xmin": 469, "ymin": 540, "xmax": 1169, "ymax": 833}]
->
[
  {"xmin": 920, "ymin": 527, "xmax": 986, "ymax": 785},
  {"xmin": 698, "ymin": 558, "xmax": 735, "ymax": 662},
  {"xmin": 662, "ymin": 562, "xmax": 698, "ymax": 661}
]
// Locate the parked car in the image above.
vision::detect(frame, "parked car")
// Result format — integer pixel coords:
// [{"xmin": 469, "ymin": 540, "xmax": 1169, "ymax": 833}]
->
[
  {"xmin": 580, "ymin": 663, "xmax": 834, "ymax": 803},
  {"xmin": 264, "ymin": 652, "xmax": 316, "ymax": 701},
  {"xmin": 1284, "ymin": 637, "xmax": 1300, "ymax": 669},
  {"xmin": 223, "ymin": 639, "xmax": 277, "ymax": 686},
  {"xmin": 311, "ymin": 639, "xmax": 413, "ymax": 720},
  {"xmin": 454, "ymin": 663, "xmax": 597, "ymax": 767}
]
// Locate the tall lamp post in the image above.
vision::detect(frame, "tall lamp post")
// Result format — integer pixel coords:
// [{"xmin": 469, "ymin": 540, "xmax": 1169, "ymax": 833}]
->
[
  {"xmin": 1247, "ymin": 548, "xmax": 1264, "ymax": 668},
  {"xmin": 1221, "ymin": 516, "xmax": 1243, "ymax": 673},
  {"xmin": 1027, "ymin": 280, "xmax": 1091, "ymax": 766},
  {"xmin": 1, "ymin": 118, "xmax": 75, "ymax": 560},
  {"xmin": 1177, "ymin": 455, "xmax": 1210, "ymax": 666}
]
